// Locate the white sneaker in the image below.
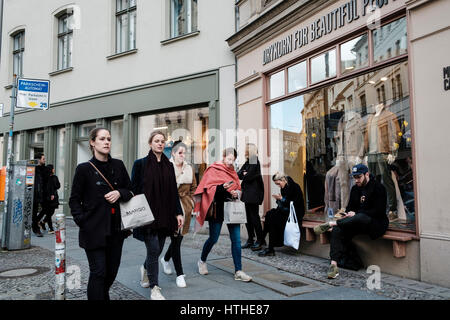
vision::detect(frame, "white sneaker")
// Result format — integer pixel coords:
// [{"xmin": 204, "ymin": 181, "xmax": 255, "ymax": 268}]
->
[
  {"xmin": 160, "ymin": 257, "xmax": 173, "ymax": 275},
  {"xmin": 176, "ymin": 275, "xmax": 187, "ymax": 288},
  {"xmin": 197, "ymin": 260, "xmax": 208, "ymax": 275},
  {"xmin": 140, "ymin": 265, "xmax": 150, "ymax": 288},
  {"xmin": 234, "ymin": 270, "xmax": 252, "ymax": 282},
  {"xmin": 150, "ymin": 286, "xmax": 165, "ymax": 300}
]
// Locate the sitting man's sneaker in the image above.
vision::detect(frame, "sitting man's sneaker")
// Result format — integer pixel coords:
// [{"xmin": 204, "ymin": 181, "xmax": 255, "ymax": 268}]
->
[
  {"xmin": 150, "ymin": 286, "xmax": 165, "ymax": 300},
  {"xmin": 234, "ymin": 270, "xmax": 252, "ymax": 282},
  {"xmin": 314, "ymin": 222, "xmax": 331, "ymax": 235},
  {"xmin": 140, "ymin": 265, "xmax": 150, "ymax": 288},
  {"xmin": 242, "ymin": 241, "xmax": 254, "ymax": 249},
  {"xmin": 327, "ymin": 264, "xmax": 339, "ymax": 279},
  {"xmin": 160, "ymin": 257, "xmax": 173, "ymax": 275},
  {"xmin": 258, "ymin": 248, "xmax": 275, "ymax": 257},
  {"xmin": 197, "ymin": 260, "xmax": 208, "ymax": 275},
  {"xmin": 250, "ymin": 241, "xmax": 263, "ymax": 251}
]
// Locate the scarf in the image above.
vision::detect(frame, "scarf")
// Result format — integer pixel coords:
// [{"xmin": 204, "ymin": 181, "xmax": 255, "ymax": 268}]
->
[
  {"xmin": 170, "ymin": 158, "xmax": 193, "ymax": 188},
  {"xmin": 193, "ymin": 161, "xmax": 241, "ymax": 230},
  {"xmin": 144, "ymin": 150, "xmax": 179, "ymax": 234}
]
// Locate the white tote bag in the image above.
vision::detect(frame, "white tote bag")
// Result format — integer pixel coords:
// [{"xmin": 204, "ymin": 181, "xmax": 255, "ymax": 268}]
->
[
  {"xmin": 120, "ymin": 194, "xmax": 155, "ymax": 230},
  {"xmin": 284, "ymin": 201, "xmax": 301, "ymax": 250},
  {"xmin": 224, "ymin": 198, "xmax": 247, "ymax": 224}
]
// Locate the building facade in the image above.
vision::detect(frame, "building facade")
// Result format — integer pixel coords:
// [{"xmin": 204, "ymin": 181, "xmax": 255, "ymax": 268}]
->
[
  {"xmin": 0, "ymin": 0, "xmax": 237, "ymax": 214},
  {"xmin": 228, "ymin": 0, "xmax": 450, "ymax": 287}
]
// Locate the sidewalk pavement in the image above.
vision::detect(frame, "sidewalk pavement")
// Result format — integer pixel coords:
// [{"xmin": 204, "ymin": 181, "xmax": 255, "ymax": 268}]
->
[{"xmin": 1, "ymin": 217, "xmax": 450, "ymax": 300}]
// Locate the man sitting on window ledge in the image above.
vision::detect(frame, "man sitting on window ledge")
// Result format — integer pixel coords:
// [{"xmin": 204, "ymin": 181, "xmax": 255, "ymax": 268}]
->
[{"xmin": 314, "ymin": 164, "xmax": 389, "ymax": 279}]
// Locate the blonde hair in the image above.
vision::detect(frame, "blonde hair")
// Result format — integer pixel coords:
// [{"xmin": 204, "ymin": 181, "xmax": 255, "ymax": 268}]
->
[
  {"xmin": 246, "ymin": 143, "xmax": 258, "ymax": 158},
  {"xmin": 272, "ymin": 171, "xmax": 288, "ymax": 182}
]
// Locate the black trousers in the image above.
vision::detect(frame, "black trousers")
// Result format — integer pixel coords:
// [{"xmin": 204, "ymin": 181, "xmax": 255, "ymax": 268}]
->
[
  {"xmin": 143, "ymin": 230, "xmax": 167, "ymax": 288},
  {"xmin": 37, "ymin": 205, "xmax": 55, "ymax": 231},
  {"xmin": 84, "ymin": 233, "xmax": 124, "ymax": 300},
  {"xmin": 163, "ymin": 234, "xmax": 184, "ymax": 276},
  {"xmin": 245, "ymin": 203, "xmax": 263, "ymax": 244},
  {"xmin": 32, "ymin": 202, "xmax": 41, "ymax": 233},
  {"xmin": 330, "ymin": 214, "xmax": 372, "ymax": 262}
]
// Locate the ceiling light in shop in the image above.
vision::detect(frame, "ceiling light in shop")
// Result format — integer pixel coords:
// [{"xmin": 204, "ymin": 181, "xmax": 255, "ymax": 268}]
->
[
  {"xmin": 368, "ymin": 80, "xmax": 376, "ymax": 84},
  {"xmin": 380, "ymin": 77, "xmax": 388, "ymax": 81},
  {"xmin": 154, "ymin": 126, "xmax": 168, "ymax": 130},
  {"xmin": 345, "ymin": 66, "xmax": 355, "ymax": 70}
]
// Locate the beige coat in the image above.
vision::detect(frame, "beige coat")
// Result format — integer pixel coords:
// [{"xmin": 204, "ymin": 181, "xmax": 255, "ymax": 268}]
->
[{"xmin": 171, "ymin": 159, "xmax": 197, "ymax": 235}]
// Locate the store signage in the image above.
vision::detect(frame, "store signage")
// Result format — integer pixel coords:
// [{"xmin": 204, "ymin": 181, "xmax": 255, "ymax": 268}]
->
[
  {"xmin": 444, "ymin": 66, "xmax": 450, "ymax": 91},
  {"xmin": 16, "ymin": 78, "xmax": 50, "ymax": 110},
  {"xmin": 263, "ymin": 0, "xmax": 397, "ymax": 65}
]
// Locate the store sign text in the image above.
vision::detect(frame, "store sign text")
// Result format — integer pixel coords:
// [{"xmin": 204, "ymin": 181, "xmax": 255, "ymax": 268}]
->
[
  {"xmin": 263, "ymin": 0, "xmax": 396, "ymax": 65},
  {"xmin": 444, "ymin": 66, "xmax": 450, "ymax": 91}
]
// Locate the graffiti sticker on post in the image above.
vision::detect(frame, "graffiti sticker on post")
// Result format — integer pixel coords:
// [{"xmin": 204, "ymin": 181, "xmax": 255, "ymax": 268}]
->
[{"xmin": 16, "ymin": 78, "xmax": 50, "ymax": 110}]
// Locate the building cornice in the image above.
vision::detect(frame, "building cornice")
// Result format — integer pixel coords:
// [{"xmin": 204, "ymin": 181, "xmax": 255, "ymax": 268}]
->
[{"xmin": 227, "ymin": 0, "xmax": 334, "ymax": 57}]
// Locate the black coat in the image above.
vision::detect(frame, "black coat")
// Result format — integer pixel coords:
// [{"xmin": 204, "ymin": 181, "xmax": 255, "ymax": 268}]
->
[
  {"xmin": 265, "ymin": 176, "xmax": 305, "ymax": 247},
  {"xmin": 69, "ymin": 156, "xmax": 134, "ymax": 250},
  {"xmin": 346, "ymin": 176, "xmax": 389, "ymax": 239},
  {"xmin": 33, "ymin": 164, "xmax": 48, "ymax": 204},
  {"xmin": 44, "ymin": 175, "xmax": 60, "ymax": 209},
  {"xmin": 130, "ymin": 157, "xmax": 183, "ymax": 241},
  {"xmin": 237, "ymin": 157, "xmax": 264, "ymax": 205}
]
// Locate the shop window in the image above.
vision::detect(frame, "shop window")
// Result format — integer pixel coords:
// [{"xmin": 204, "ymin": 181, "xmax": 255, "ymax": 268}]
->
[
  {"xmin": 110, "ymin": 119, "xmax": 124, "ymax": 160},
  {"xmin": 78, "ymin": 123, "xmax": 96, "ymax": 138},
  {"xmin": 373, "ymin": 17, "xmax": 407, "ymax": 64},
  {"xmin": 116, "ymin": 0, "xmax": 136, "ymax": 53},
  {"xmin": 311, "ymin": 49, "xmax": 336, "ymax": 84},
  {"xmin": 288, "ymin": 61, "xmax": 307, "ymax": 93},
  {"xmin": 12, "ymin": 31, "xmax": 25, "ymax": 78},
  {"xmin": 269, "ymin": 70, "xmax": 285, "ymax": 99},
  {"xmin": 57, "ymin": 11, "xmax": 73, "ymax": 70},
  {"xmin": 269, "ymin": 62, "xmax": 415, "ymax": 232},
  {"xmin": 170, "ymin": 0, "xmax": 198, "ymax": 38},
  {"xmin": 340, "ymin": 34, "xmax": 368, "ymax": 75},
  {"xmin": 138, "ymin": 106, "xmax": 209, "ymax": 182}
]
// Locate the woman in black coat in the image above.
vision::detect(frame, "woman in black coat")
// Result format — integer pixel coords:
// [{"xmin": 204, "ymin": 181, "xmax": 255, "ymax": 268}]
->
[
  {"xmin": 69, "ymin": 128, "xmax": 134, "ymax": 300},
  {"xmin": 130, "ymin": 130, "xmax": 184, "ymax": 300},
  {"xmin": 39, "ymin": 164, "xmax": 60, "ymax": 233},
  {"xmin": 237, "ymin": 143, "xmax": 265, "ymax": 250},
  {"xmin": 258, "ymin": 172, "xmax": 305, "ymax": 256}
]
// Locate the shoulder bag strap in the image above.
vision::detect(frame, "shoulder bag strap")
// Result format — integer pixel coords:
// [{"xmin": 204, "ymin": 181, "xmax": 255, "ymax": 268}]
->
[{"xmin": 88, "ymin": 161, "xmax": 115, "ymax": 191}]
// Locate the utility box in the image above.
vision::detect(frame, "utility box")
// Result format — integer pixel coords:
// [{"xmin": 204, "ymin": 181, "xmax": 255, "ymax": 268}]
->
[{"xmin": 3, "ymin": 160, "xmax": 37, "ymax": 250}]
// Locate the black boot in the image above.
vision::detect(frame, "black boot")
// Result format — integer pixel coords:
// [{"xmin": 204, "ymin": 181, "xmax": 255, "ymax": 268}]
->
[
  {"xmin": 242, "ymin": 240, "xmax": 254, "ymax": 249},
  {"xmin": 250, "ymin": 241, "xmax": 263, "ymax": 251},
  {"xmin": 258, "ymin": 248, "xmax": 275, "ymax": 257}
]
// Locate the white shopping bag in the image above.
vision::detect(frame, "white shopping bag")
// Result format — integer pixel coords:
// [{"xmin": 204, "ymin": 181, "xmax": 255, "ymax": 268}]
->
[
  {"xmin": 120, "ymin": 194, "xmax": 155, "ymax": 230},
  {"xmin": 224, "ymin": 199, "xmax": 247, "ymax": 224},
  {"xmin": 284, "ymin": 201, "xmax": 301, "ymax": 250}
]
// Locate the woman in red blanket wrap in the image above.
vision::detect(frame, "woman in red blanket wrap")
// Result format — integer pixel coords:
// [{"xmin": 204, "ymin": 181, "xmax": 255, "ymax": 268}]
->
[{"xmin": 194, "ymin": 147, "xmax": 253, "ymax": 282}]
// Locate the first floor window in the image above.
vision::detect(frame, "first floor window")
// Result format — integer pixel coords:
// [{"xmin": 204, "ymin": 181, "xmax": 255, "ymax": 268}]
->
[
  {"xmin": 171, "ymin": 0, "xmax": 198, "ymax": 38},
  {"xmin": 57, "ymin": 12, "xmax": 73, "ymax": 70},
  {"xmin": 12, "ymin": 31, "xmax": 25, "ymax": 77}
]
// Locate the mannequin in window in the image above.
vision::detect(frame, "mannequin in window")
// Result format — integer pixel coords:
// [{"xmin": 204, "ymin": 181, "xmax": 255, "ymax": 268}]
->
[
  {"xmin": 325, "ymin": 102, "xmax": 364, "ymax": 218},
  {"xmin": 364, "ymin": 102, "xmax": 401, "ymax": 221}
]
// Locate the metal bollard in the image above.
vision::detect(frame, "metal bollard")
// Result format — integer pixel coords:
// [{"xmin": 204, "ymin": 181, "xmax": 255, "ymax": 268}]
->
[{"xmin": 55, "ymin": 213, "xmax": 66, "ymax": 300}]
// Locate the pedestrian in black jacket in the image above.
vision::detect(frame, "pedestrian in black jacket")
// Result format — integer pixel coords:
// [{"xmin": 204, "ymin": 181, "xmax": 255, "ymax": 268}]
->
[
  {"xmin": 32, "ymin": 153, "xmax": 47, "ymax": 237},
  {"xmin": 38, "ymin": 164, "xmax": 60, "ymax": 233},
  {"xmin": 237, "ymin": 143, "xmax": 265, "ymax": 251},
  {"xmin": 69, "ymin": 128, "xmax": 133, "ymax": 300},
  {"xmin": 314, "ymin": 164, "xmax": 389, "ymax": 279},
  {"xmin": 258, "ymin": 172, "xmax": 305, "ymax": 257},
  {"xmin": 130, "ymin": 130, "xmax": 184, "ymax": 300}
]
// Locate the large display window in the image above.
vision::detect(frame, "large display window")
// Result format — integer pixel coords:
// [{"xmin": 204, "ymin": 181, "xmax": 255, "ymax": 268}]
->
[{"xmin": 267, "ymin": 16, "xmax": 414, "ymax": 232}]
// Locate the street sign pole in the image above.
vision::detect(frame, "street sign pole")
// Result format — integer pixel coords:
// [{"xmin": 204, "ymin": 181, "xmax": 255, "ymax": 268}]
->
[{"xmin": 1, "ymin": 74, "xmax": 17, "ymax": 249}]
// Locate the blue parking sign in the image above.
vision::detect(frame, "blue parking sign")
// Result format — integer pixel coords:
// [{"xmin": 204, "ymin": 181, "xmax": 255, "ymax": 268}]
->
[{"xmin": 16, "ymin": 78, "xmax": 50, "ymax": 110}]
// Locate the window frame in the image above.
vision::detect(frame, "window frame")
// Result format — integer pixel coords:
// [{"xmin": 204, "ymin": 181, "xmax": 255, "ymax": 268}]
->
[
  {"xmin": 56, "ymin": 11, "xmax": 74, "ymax": 70},
  {"xmin": 12, "ymin": 30, "xmax": 25, "ymax": 78},
  {"xmin": 170, "ymin": 0, "xmax": 198, "ymax": 39},
  {"xmin": 115, "ymin": 0, "xmax": 137, "ymax": 54}
]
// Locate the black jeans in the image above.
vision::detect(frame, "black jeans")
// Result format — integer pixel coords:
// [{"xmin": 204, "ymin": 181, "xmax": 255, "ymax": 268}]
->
[
  {"xmin": 37, "ymin": 205, "xmax": 55, "ymax": 231},
  {"xmin": 245, "ymin": 203, "xmax": 263, "ymax": 244},
  {"xmin": 330, "ymin": 214, "xmax": 372, "ymax": 262},
  {"xmin": 32, "ymin": 202, "xmax": 41, "ymax": 233},
  {"xmin": 84, "ymin": 233, "xmax": 124, "ymax": 300},
  {"xmin": 163, "ymin": 234, "xmax": 184, "ymax": 276},
  {"xmin": 143, "ymin": 230, "xmax": 167, "ymax": 288}
]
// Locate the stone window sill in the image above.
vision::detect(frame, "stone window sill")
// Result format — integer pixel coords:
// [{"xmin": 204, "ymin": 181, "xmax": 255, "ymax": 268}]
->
[
  {"xmin": 49, "ymin": 67, "xmax": 74, "ymax": 77},
  {"xmin": 107, "ymin": 49, "xmax": 138, "ymax": 60},
  {"xmin": 160, "ymin": 31, "xmax": 200, "ymax": 45}
]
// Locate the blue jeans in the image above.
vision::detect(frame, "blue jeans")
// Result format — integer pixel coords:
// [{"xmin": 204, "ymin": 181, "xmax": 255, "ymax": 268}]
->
[{"xmin": 201, "ymin": 221, "xmax": 242, "ymax": 272}]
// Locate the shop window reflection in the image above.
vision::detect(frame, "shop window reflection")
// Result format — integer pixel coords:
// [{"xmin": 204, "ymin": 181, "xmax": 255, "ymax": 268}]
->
[{"xmin": 270, "ymin": 61, "xmax": 415, "ymax": 232}]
